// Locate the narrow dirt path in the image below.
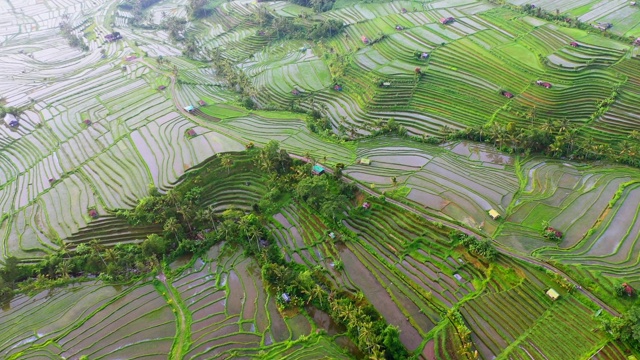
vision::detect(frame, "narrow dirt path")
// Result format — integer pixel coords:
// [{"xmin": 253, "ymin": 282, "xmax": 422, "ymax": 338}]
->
[{"xmin": 157, "ymin": 271, "xmax": 190, "ymax": 358}]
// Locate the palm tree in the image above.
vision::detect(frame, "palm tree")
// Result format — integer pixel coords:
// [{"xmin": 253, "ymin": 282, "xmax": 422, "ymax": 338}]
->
[
  {"xmin": 163, "ymin": 217, "xmax": 182, "ymax": 242},
  {"xmin": 220, "ymin": 154, "xmax": 233, "ymax": 173}
]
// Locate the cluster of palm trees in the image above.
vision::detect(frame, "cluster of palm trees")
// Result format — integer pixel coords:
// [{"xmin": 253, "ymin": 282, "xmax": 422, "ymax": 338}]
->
[{"xmin": 446, "ymin": 120, "xmax": 640, "ymax": 167}]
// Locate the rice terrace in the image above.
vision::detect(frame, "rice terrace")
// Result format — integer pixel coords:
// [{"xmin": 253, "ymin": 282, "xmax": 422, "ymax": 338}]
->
[{"xmin": 1, "ymin": 0, "xmax": 640, "ymax": 358}]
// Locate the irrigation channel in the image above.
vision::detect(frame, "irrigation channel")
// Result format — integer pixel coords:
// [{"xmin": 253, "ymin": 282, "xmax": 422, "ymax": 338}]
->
[{"xmin": 144, "ymin": 57, "xmax": 620, "ymax": 318}]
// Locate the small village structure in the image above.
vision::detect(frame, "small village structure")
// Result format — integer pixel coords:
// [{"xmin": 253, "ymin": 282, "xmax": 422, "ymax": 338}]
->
[
  {"xmin": 312, "ymin": 164, "xmax": 325, "ymax": 175},
  {"xmin": 595, "ymin": 22, "xmax": 612, "ymax": 31},
  {"xmin": 536, "ymin": 80, "xmax": 552, "ymax": 88},
  {"xmin": 104, "ymin": 32, "xmax": 122, "ymax": 42},
  {"xmin": 546, "ymin": 288, "xmax": 560, "ymax": 301},
  {"xmin": 489, "ymin": 209, "xmax": 500, "ymax": 220},
  {"xmin": 4, "ymin": 113, "xmax": 19, "ymax": 127},
  {"xmin": 440, "ymin": 17, "xmax": 455, "ymax": 25}
]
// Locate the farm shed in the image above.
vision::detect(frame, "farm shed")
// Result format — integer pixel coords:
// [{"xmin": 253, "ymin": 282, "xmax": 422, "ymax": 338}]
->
[
  {"xmin": 281, "ymin": 293, "xmax": 291, "ymax": 303},
  {"xmin": 622, "ymin": 283, "xmax": 634, "ymax": 296},
  {"xmin": 312, "ymin": 165, "xmax": 325, "ymax": 175},
  {"xmin": 362, "ymin": 202, "xmax": 371, "ymax": 210},
  {"xmin": 546, "ymin": 288, "xmax": 560, "ymax": 301},
  {"xmin": 536, "ymin": 80, "xmax": 552, "ymax": 88},
  {"xmin": 198, "ymin": 100, "xmax": 206, "ymax": 106},
  {"xmin": 359, "ymin": 158, "xmax": 371, "ymax": 165},
  {"xmin": 83, "ymin": 119, "xmax": 92, "ymax": 126},
  {"xmin": 184, "ymin": 105, "xmax": 195, "ymax": 112},
  {"xmin": 421, "ymin": 52, "xmax": 429, "ymax": 59},
  {"xmin": 187, "ymin": 129, "xmax": 197, "ymax": 137},
  {"xmin": 570, "ymin": 41, "xmax": 579, "ymax": 47},
  {"xmin": 158, "ymin": 85, "xmax": 166, "ymax": 91},
  {"xmin": 489, "ymin": 209, "xmax": 500, "ymax": 220},
  {"xmin": 502, "ymin": 91, "xmax": 514, "ymax": 99},
  {"xmin": 4, "ymin": 113, "xmax": 19, "ymax": 127},
  {"xmin": 361, "ymin": 35, "xmax": 369, "ymax": 44},
  {"xmin": 292, "ymin": 88, "xmax": 301, "ymax": 96},
  {"xmin": 382, "ymin": 82, "xmax": 391, "ymax": 87},
  {"xmin": 88, "ymin": 209, "xmax": 99, "ymax": 219},
  {"xmin": 440, "ymin": 17, "xmax": 455, "ymax": 25}
]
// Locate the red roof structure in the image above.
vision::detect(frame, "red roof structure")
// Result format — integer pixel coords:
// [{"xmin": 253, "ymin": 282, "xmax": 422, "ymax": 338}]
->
[
  {"xmin": 88, "ymin": 209, "xmax": 99, "ymax": 219},
  {"xmin": 401, "ymin": 8, "xmax": 407, "ymax": 13},
  {"xmin": 83, "ymin": 119, "xmax": 92, "ymax": 126},
  {"xmin": 440, "ymin": 17, "xmax": 455, "ymax": 25},
  {"xmin": 361, "ymin": 35, "xmax": 369, "ymax": 44},
  {"xmin": 187, "ymin": 129, "xmax": 197, "ymax": 137},
  {"xmin": 502, "ymin": 91, "xmax": 514, "ymax": 99},
  {"xmin": 362, "ymin": 202, "xmax": 371, "ymax": 210},
  {"xmin": 198, "ymin": 100, "xmax": 206, "ymax": 106},
  {"xmin": 570, "ymin": 41, "xmax": 579, "ymax": 47},
  {"xmin": 333, "ymin": 84, "xmax": 342, "ymax": 91},
  {"xmin": 158, "ymin": 85, "xmax": 166, "ymax": 91},
  {"xmin": 622, "ymin": 283, "xmax": 634, "ymax": 296},
  {"xmin": 536, "ymin": 80, "xmax": 552, "ymax": 88}
]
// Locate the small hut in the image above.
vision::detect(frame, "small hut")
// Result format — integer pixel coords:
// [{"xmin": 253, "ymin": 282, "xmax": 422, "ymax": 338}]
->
[
  {"xmin": 622, "ymin": 283, "xmax": 635, "ymax": 297},
  {"xmin": 333, "ymin": 84, "xmax": 343, "ymax": 91},
  {"xmin": 570, "ymin": 41, "xmax": 579, "ymax": 47},
  {"xmin": 401, "ymin": 8, "xmax": 407, "ymax": 13},
  {"xmin": 312, "ymin": 164, "xmax": 325, "ymax": 175},
  {"xmin": 88, "ymin": 209, "xmax": 99, "ymax": 219},
  {"xmin": 546, "ymin": 288, "xmax": 560, "ymax": 301},
  {"xmin": 281, "ymin": 293, "xmax": 291, "ymax": 303},
  {"xmin": 198, "ymin": 100, "xmax": 206, "ymax": 106},
  {"xmin": 83, "ymin": 119, "xmax": 92, "ymax": 126},
  {"xmin": 157, "ymin": 85, "xmax": 166, "ymax": 91},
  {"xmin": 632, "ymin": 1, "xmax": 637, "ymax": 5},
  {"xmin": 381, "ymin": 82, "xmax": 391, "ymax": 88},
  {"xmin": 536, "ymin": 80, "xmax": 552, "ymax": 88},
  {"xmin": 440, "ymin": 17, "xmax": 455, "ymax": 25},
  {"xmin": 186, "ymin": 129, "xmax": 197, "ymax": 137},
  {"xmin": 292, "ymin": 88, "xmax": 301, "ymax": 96},
  {"xmin": 395, "ymin": 25, "xmax": 404, "ymax": 31},
  {"xmin": 634, "ymin": 37, "xmax": 640, "ymax": 46},
  {"xmin": 361, "ymin": 35, "xmax": 369, "ymax": 44},
  {"xmin": 4, "ymin": 114, "xmax": 19, "ymax": 127},
  {"xmin": 359, "ymin": 158, "xmax": 371, "ymax": 165},
  {"xmin": 501, "ymin": 91, "xmax": 514, "ymax": 99},
  {"xmin": 48, "ymin": 178, "xmax": 55, "ymax": 183},
  {"xmin": 104, "ymin": 32, "xmax": 122, "ymax": 42},
  {"xmin": 489, "ymin": 209, "xmax": 501, "ymax": 220},
  {"xmin": 421, "ymin": 52, "xmax": 430, "ymax": 59},
  {"xmin": 362, "ymin": 202, "xmax": 371, "ymax": 210},
  {"xmin": 184, "ymin": 105, "xmax": 195, "ymax": 112},
  {"xmin": 125, "ymin": 55, "xmax": 137, "ymax": 61}
]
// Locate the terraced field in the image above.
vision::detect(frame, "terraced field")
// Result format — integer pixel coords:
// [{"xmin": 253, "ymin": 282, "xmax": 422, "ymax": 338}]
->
[{"xmin": 2, "ymin": 0, "xmax": 640, "ymax": 358}]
